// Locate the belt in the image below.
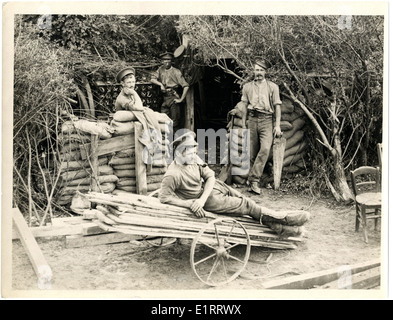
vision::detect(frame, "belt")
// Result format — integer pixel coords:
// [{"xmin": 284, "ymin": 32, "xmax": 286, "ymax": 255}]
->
[{"xmin": 248, "ymin": 110, "xmax": 272, "ymax": 118}]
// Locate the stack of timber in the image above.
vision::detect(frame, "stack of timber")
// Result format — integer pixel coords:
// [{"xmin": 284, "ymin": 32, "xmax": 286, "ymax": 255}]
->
[
  {"xmin": 82, "ymin": 191, "xmax": 302, "ymax": 250},
  {"xmin": 57, "ymin": 119, "xmax": 117, "ymax": 205},
  {"xmin": 109, "ymin": 110, "xmax": 171, "ymax": 195},
  {"xmin": 228, "ymin": 98, "xmax": 308, "ymax": 185}
]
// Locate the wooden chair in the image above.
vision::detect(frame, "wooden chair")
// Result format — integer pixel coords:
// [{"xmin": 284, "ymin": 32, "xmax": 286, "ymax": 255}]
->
[{"xmin": 350, "ymin": 166, "xmax": 382, "ymax": 243}]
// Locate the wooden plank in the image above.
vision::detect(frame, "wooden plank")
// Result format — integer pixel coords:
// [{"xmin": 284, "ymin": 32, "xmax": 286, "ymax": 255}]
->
[
  {"xmin": 273, "ymin": 136, "xmax": 286, "ymax": 190},
  {"xmin": 65, "ymin": 232, "xmax": 142, "ymax": 248},
  {"xmin": 262, "ymin": 259, "xmax": 380, "ymax": 289},
  {"xmin": 12, "ymin": 220, "xmax": 98, "ymax": 239},
  {"xmin": 82, "ymin": 224, "xmax": 111, "ymax": 236},
  {"xmin": 90, "ymin": 134, "xmax": 100, "ymax": 193},
  {"xmin": 134, "ymin": 122, "xmax": 147, "ymax": 194},
  {"xmin": 317, "ymin": 266, "xmax": 380, "ymax": 289},
  {"xmin": 12, "ymin": 208, "xmax": 53, "ymax": 289},
  {"xmin": 80, "ymin": 134, "xmax": 135, "ymax": 160}
]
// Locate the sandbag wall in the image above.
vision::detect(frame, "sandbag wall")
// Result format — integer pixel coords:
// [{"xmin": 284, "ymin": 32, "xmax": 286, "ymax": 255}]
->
[
  {"xmin": 230, "ymin": 98, "xmax": 309, "ymax": 185},
  {"xmin": 57, "ymin": 120, "xmax": 117, "ymax": 206},
  {"xmin": 109, "ymin": 110, "xmax": 170, "ymax": 196}
]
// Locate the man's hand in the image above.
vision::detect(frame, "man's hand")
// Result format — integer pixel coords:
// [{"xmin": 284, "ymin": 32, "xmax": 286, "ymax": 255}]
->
[
  {"xmin": 160, "ymin": 84, "xmax": 166, "ymax": 92},
  {"xmin": 190, "ymin": 198, "xmax": 205, "ymax": 213},
  {"xmin": 193, "ymin": 208, "xmax": 206, "ymax": 218},
  {"xmin": 174, "ymin": 98, "xmax": 183, "ymax": 104},
  {"xmin": 273, "ymin": 126, "xmax": 282, "ymax": 138}
]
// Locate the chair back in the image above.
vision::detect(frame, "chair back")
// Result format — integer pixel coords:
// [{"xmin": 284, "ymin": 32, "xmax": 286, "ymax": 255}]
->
[{"xmin": 350, "ymin": 166, "xmax": 381, "ymax": 196}]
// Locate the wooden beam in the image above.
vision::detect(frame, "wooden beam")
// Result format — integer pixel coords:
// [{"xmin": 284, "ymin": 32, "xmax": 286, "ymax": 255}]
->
[
  {"xmin": 90, "ymin": 134, "xmax": 100, "ymax": 193},
  {"xmin": 80, "ymin": 134, "xmax": 135, "ymax": 160},
  {"xmin": 317, "ymin": 266, "xmax": 380, "ymax": 289},
  {"xmin": 65, "ymin": 232, "xmax": 142, "ymax": 248},
  {"xmin": 262, "ymin": 259, "xmax": 380, "ymax": 289},
  {"xmin": 12, "ymin": 208, "xmax": 52, "ymax": 289},
  {"xmin": 134, "ymin": 122, "xmax": 147, "ymax": 195}
]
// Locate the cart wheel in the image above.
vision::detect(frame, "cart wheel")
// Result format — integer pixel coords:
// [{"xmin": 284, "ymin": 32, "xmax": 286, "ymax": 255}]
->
[
  {"xmin": 143, "ymin": 236, "xmax": 177, "ymax": 247},
  {"xmin": 190, "ymin": 217, "xmax": 251, "ymax": 286}
]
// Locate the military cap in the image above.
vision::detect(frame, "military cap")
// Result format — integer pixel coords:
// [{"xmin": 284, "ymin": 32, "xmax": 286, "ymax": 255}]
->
[
  {"xmin": 160, "ymin": 52, "xmax": 175, "ymax": 60},
  {"xmin": 171, "ymin": 131, "xmax": 198, "ymax": 150},
  {"xmin": 116, "ymin": 67, "xmax": 135, "ymax": 83},
  {"xmin": 254, "ymin": 58, "xmax": 271, "ymax": 70}
]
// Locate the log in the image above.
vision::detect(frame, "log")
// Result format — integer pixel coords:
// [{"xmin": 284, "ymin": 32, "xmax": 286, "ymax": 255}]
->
[{"xmin": 12, "ymin": 208, "xmax": 52, "ymax": 289}]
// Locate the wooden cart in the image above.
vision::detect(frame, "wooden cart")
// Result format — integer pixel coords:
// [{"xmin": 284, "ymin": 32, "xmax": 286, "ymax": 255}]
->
[{"xmin": 82, "ymin": 191, "xmax": 302, "ymax": 287}]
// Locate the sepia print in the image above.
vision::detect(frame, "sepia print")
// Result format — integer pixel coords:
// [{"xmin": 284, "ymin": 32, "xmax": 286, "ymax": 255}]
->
[{"xmin": 2, "ymin": 1, "xmax": 389, "ymax": 300}]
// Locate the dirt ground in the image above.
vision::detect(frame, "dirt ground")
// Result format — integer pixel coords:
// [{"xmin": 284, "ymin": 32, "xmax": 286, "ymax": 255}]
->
[{"xmin": 9, "ymin": 184, "xmax": 383, "ymax": 297}]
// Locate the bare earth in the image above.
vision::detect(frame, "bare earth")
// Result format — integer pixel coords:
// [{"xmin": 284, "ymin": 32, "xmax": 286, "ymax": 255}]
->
[{"xmin": 10, "ymin": 186, "xmax": 382, "ymax": 295}]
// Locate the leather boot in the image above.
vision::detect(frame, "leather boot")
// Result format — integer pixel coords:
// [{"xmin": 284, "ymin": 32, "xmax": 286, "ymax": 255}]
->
[{"xmin": 262, "ymin": 210, "xmax": 310, "ymax": 226}]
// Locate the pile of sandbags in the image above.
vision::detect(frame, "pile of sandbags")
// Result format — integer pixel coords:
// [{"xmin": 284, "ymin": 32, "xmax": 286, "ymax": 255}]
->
[
  {"xmin": 227, "ymin": 98, "xmax": 308, "ymax": 185},
  {"xmin": 57, "ymin": 120, "xmax": 117, "ymax": 206},
  {"xmin": 109, "ymin": 110, "xmax": 171, "ymax": 195}
]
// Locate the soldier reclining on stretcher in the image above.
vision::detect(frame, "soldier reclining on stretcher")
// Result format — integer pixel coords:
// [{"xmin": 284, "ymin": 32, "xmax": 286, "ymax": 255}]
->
[{"xmin": 158, "ymin": 132, "xmax": 310, "ymax": 238}]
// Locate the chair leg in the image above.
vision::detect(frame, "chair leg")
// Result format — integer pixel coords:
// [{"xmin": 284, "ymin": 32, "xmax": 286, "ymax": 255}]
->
[
  {"xmin": 361, "ymin": 206, "xmax": 368, "ymax": 243},
  {"xmin": 355, "ymin": 206, "xmax": 360, "ymax": 232}
]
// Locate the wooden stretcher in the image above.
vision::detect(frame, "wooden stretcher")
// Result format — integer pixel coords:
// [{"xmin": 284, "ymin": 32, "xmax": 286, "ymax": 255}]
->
[{"xmin": 81, "ymin": 191, "xmax": 303, "ymax": 287}]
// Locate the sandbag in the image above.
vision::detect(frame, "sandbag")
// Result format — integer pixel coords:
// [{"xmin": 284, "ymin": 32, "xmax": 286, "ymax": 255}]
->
[
  {"xmin": 73, "ymin": 120, "xmax": 113, "ymax": 139},
  {"xmin": 146, "ymin": 182, "xmax": 161, "ymax": 191},
  {"xmin": 61, "ymin": 121, "xmax": 77, "ymax": 134},
  {"xmin": 280, "ymin": 121, "xmax": 293, "ymax": 131},
  {"xmin": 282, "ymin": 117, "xmax": 306, "ymax": 140},
  {"xmin": 110, "ymin": 120, "xmax": 135, "ymax": 136},
  {"xmin": 283, "ymin": 151, "xmax": 306, "ymax": 167},
  {"xmin": 60, "ymin": 151, "xmax": 81, "ymax": 161},
  {"xmin": 285, "ymin": 130, "xmax": 305, "ymax": 150},
  {"xmin": 113, "ymin": 110, "xmax": 137, "ymax": 122},
  {"xmin": 60, "ymin": 142, "xmax": 82, "ymax": 153},
  {"xmin": 116, "ymin": 186, "xmax": 137, "ymax": 193},
  {"xmin": 112, "ymin": 163, "xmax": 136, "ymax": 170},
  {"xmin": 146, "ymin": 167, "xmax": 167, "ymax": 176},
  {"xmin": 284, "ymin": 140, "xmax": 308, "ymax": 159},
  {"xmin": 115, "ymin": 148, "xmax": 136, "ymax": 158},
  {"xmin": 70, "ymin": 193, "xmax": 91, "ymax": 215},
  {"xmin": 280, "ymin": 99, "xmax": 295, "ymax": 114},
  {"xmin": 117, "ymin": 178, "xmax": 137, "ymax": 187},
  {"xmin": 109, "ymin": 156, "xmax": 136, "ymax": 166},
  {"xmin": 59, "ymin": 133, "xmax": 91, "ymax": 144},
  {"xmin": 114, "ymin": 169, "xmax": 136, "ymax": 178},
  {"xmin": 59, "ymin": 157, "xmax": 108, "ymax": 172},
  {"xmin": 66, "ymin": 174, "xmax": 119, "ymax": 186},
  {"xmin": 281, "ymin": 112, "xmax": 303, "ymax": 123},
  {"xmin": 61, "ymin": 165, "xmax": 114, "ymax": 181},
  {"xmin": 57, "ymin": 194, "xmax": 74, "ymax": 205}
]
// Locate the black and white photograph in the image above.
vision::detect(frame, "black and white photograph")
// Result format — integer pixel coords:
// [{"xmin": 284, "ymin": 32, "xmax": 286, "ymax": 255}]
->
[{"xmin": 2, "ymin": 1, "xmax": 389, "ymax": 300}]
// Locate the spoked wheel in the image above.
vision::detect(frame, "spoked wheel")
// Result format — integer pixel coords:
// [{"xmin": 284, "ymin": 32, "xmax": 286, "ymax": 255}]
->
[
  {"xmin": 190, "ymin": 217, "xmax": 251, "ymax": 286},
  {"xmin": 143, "ymin": 236, "xmax": 177, "ymax": 247}
]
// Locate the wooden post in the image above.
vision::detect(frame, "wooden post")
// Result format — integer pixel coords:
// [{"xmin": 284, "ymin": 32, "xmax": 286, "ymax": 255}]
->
[
  {"xmin": 134, "ymin": 122, "xmax": 147, "ymax": 195},
  {"xmin": 12, "ymin": 208, "xmax": 52, "ymax": 289},
  {"xmin": 185, "ymin": 85, "xmax": 194, "ymax": 131},
  {"xmin": 90, "ymin": 134, "xmax": 100, "ymax": 193}
]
